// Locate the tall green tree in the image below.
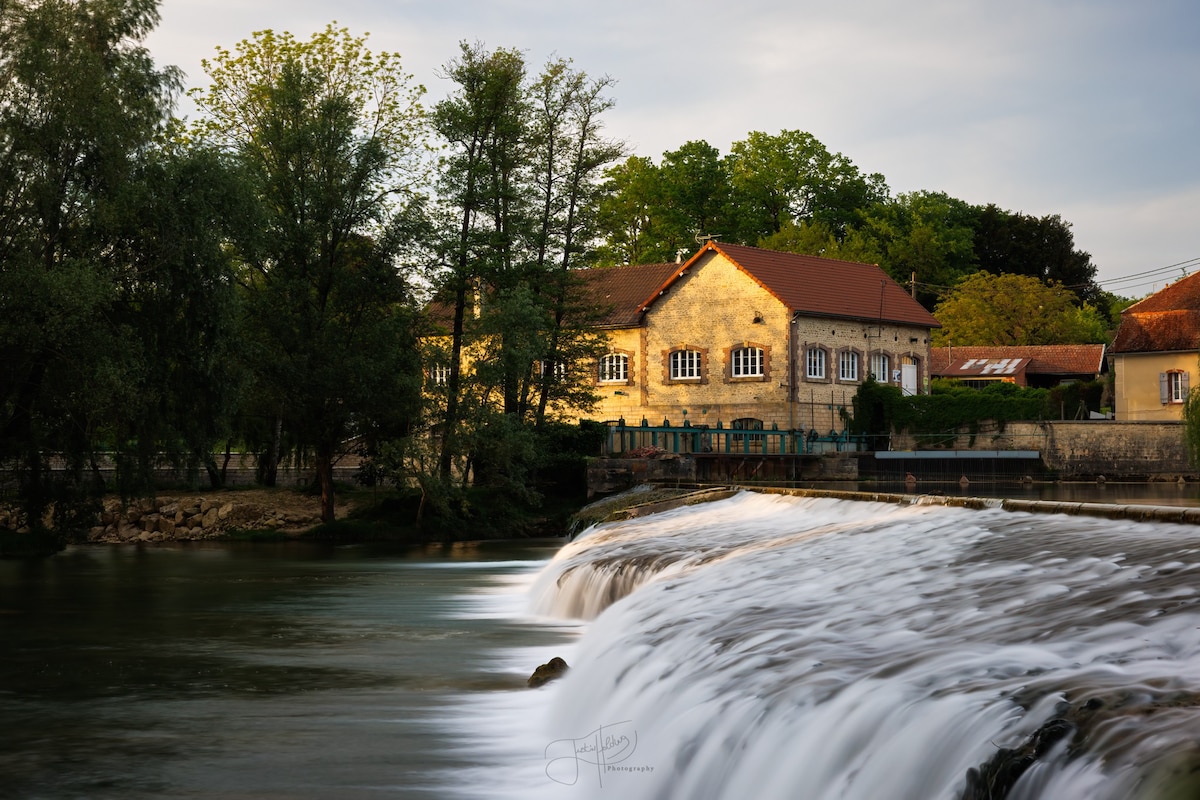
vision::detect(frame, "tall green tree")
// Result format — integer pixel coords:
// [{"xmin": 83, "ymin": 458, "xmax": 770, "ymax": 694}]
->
[
  {"xmin": 593, "ymin": 155, "xmax": 664, "ymax": 265},
  {"xmin": 932, "ymin": 271, "xmax": 1108, "ymax": 346},
  {"xmin": 728, "ymin": 129, "xmax": 887, "ymax": 242},
  {"xmin": 854, "ymin": 191, "xmax": 978, "ymax": 308},
  {"xmin": 525, "ymin": 59, "xmax": 624, "ymax": 428},
  {"xmin": 191, "ymin": 25, "xmax": 427, "ymax": 522},
  {"xmin": 104, "ymin": 142, "xmax": 253, "ymax": 493},
  {"xmin": 429, "ymin": 41, "xmax": 528, "ymax": 483},
  {"xmin": 429, "ymin": 44, "xmax": 619, "ymax": 489},
  {"xmin": 0, "ymin": 0, "xmax": 178, "ymax": 531},
  {"xmin": 972, "ymin": 204, "xmax": 1100, "ymax": 304}
]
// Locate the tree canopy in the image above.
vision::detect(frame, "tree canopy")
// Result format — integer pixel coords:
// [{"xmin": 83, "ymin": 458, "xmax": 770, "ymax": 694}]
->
[
  {"xmin": 932, "ymin": 272, "xmax": 1108, "ymax": 346},
  {"xmin": 191, "ymin": 24, "xmax": 427, "ymax": 522}
]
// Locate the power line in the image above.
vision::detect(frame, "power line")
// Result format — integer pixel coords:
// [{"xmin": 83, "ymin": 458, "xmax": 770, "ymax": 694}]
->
[{"xmin": 1096, "ymin": 256, "xmax": 1200, "ymax": 294}]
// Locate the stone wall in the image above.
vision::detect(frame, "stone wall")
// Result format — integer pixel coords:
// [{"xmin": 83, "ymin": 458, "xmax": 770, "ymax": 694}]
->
[
  {"xmin": 84, "ymin": 495, "xmax": 320, "ymax": 543},
  {"xmin": 893, "ymin": 420, "xmax": 1192, "ymax": 479}
]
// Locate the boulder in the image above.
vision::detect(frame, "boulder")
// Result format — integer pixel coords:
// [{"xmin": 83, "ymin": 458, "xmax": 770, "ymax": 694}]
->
[{"xmin": 528, "ymin": 657, "xmax": 570, "ymax": 688}]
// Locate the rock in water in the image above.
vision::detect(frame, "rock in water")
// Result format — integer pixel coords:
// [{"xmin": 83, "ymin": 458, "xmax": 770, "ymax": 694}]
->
[{"xmin": 528, "ymin": 657, "xmax": 569, "ymax": 688}]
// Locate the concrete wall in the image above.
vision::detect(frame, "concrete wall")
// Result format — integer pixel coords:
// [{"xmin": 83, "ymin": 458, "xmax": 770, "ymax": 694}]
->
[{"xmin": 894, "ymin": 420, "xmax": 1192, "ymax": 479}]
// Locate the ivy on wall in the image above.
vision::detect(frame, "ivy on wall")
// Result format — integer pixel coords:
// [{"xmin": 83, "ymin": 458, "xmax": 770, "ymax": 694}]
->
[{"xmin": 848, "ymin": 378, "xmax": 1107, "ymax": 448}]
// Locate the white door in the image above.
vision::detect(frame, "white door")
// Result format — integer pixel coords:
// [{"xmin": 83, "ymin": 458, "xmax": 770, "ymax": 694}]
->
[{"xmin": 901, "ymin": 363, "xmax": 918, "ymax": 396}]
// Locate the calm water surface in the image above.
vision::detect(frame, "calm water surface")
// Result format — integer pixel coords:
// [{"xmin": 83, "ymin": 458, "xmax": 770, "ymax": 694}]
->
[{"xmin": 0, "ymin": 539, "xmax": 574, "ymax": 799}]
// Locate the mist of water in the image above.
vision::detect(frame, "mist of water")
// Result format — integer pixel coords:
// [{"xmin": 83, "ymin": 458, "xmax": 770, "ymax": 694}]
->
[{"xmin": 522, "ymin": 492, "xmax": 1200, "ymax": 800}]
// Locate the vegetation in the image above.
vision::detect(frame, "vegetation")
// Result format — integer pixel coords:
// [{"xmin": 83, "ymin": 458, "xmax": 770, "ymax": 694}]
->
[
  {"xmin": 932, "ymin": 272, "xmax": 1108, "ymax": 346},
  {"xmin": 848, "ymin": 378, "xmax": 1107, "ymax": 448},
  {"xmin": 0, "ymin": 2, "xmax": 1139, "ymax": 549}
]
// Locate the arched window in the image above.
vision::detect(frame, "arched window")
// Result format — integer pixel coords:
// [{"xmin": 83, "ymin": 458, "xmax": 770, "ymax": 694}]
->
[
  {"xmin": 838, "ymin": 350, "xmax": 860, "ymax": 382},
  {"xmin": 806, "ymin": 347, "xmax": 827, "ymax": 380},
  {"xmin": 870, "ymin": 352, "xmax": 890, "ymax": 382},
  {"xmin": 669, "ymin": 349, "xmax": 703, "ymax": 380},
  {"xmin": 599, "ymin": 353, "xmax": 629, "ymax": 383},
  {"xmin": 731, "ymin": 346, "xmax": 764, "ymax": 378}
]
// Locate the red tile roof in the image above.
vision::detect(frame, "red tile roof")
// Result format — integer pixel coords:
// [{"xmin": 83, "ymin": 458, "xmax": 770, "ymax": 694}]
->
[
  {"xmin": 1111, "ymin": 310, "xmax": 1200, "ymax": 353},
  {"xmin": 930, "ymin": 345, "xmax": 1107, "ymax": 376},
  {"xmin": 639, "ymin": 242, "xmax": 940, "ymax": 328},
  {"xmin": 576, "ymin": 263, "xmax": 680, "ymax": 328},
  {"xmin": 1112, "ymin": 272, "xmax": 1200, "ymax": 353}
]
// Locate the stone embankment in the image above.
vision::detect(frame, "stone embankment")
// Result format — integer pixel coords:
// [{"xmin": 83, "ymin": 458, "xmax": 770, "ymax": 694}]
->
[{"xmin": 88, "ymin": 494, "xmax": 324, "ymax": 543}]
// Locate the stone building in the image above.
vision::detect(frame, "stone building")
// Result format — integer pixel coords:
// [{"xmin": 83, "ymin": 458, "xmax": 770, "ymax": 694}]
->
[{"xmin": 576, "ymin": 241, "xmax": 939, "ymax": 433}]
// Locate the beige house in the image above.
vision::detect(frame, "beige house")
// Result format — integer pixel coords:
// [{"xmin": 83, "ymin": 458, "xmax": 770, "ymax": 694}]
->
[
  {"xmin": 1110, "ymin": 271, "xmax": 1200, "ymax": 420},
  {"xmin": 576, "ymin": 241, "xmax": 939, "ymax": 433}
]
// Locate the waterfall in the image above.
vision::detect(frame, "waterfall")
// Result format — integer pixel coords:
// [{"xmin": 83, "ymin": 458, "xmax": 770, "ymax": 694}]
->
[{"xmin": 524, "ymin": 491, "xmax": 1200, "ymax": 800}]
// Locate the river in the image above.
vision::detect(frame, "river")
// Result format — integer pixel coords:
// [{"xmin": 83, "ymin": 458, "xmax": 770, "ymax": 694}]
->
[{"xmin": 5, "ymin": 492, "xmax": 1200, "ymax": 799}]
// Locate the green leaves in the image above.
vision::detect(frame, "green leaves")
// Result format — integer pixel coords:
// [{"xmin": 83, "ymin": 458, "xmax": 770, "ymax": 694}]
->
[{"xmin": 933, "ymin": 272, "xmax": 1108, "ymax": 346}]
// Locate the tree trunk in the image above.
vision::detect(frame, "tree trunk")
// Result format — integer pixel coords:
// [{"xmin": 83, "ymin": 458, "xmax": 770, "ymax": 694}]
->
[
  {"xmin": 265, "ymin": 415, "xmax": 282, "ymax": 487},
  {"xmin": 316, "ymin": 445, "xmax": 336, "ymax": 524}
]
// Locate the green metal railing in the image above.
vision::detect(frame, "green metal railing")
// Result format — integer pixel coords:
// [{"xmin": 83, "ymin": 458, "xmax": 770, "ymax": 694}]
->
[{"xmin": 605, "ymin": 418, "xmax": 868, "ymax": 456}]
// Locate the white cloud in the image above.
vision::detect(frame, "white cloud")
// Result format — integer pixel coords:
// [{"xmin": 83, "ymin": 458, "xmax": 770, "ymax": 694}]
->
[{"xmin": 145, "ymin": 0, "xmax": 1200, "ymax": 285}]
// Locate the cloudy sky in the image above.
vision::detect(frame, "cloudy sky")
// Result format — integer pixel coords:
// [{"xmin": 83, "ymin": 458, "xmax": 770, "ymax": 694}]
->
[{"xmin": 144, "ymin": 0, "xmax": 1199, "ymax": 297}]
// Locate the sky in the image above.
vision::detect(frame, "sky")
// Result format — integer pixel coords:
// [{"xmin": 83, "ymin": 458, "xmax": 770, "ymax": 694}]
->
[{"xmin": 143, "ymin": 0, "xmax": 1200, "ymax": 298}]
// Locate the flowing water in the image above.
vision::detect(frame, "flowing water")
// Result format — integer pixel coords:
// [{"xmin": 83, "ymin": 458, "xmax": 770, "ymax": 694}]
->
[
  {"xmin": 528, "ymin": 492, "xmax": 1200, "ymax": 800},
  {"xmin": 6, "ymin": 494, "xmax": 1200, "ymax": 799}
]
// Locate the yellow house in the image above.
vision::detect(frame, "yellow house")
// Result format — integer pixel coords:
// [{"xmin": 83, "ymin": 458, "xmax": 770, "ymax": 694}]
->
[
  {"xmin": 1111, "ymin": 271, "xmax": 1200, "ymax": 420},
  {"xmin": 575, "ymin": 241, "xmax": 940, "ymax": 433}
]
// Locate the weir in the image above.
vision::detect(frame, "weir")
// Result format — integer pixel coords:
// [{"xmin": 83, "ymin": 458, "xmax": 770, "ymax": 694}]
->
[{"xmin": 524, "ymin": 491, "xmax": 1200, "ymax": 800}]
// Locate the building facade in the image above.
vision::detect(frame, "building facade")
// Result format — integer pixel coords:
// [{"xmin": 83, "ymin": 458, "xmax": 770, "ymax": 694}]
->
[{"xmin": 579, "ymin": 242, "xmax": 939, "ymax": 434}]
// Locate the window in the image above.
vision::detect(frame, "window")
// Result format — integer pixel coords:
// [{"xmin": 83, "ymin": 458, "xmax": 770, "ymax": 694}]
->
[
  {"xmin": 669, "ymin": 350, "xmax": 702, "ymax": 380},
  {"xmin": 599, "ymin": 353, "xmax": 628, "ymax": 383},
  {"xmin": 806, "ymin": 348, "xmax": 826, "ymax": 380},
  {"xmin": 1163, "ymin": 370, "xmax": 1190, "ymax": 404},
  {"xmin": 870, "ymin": 353, "xmax": 890, "ymax": 382},
  {"xmin": 540, "ymin": 360, "xmax": 569, "ymax": 379},
  {"xmin": 429, "ymin": 365, "xmax": 449, "ymax": 386},
  {"xmin": 839, "ymin": 350, "xmax": 859, "ymax": 382},
  {"xmin": 731, "ymin": 417, "xmax": 764, "ymax": 452},
  {"xmin": 731, "ymin": 347, "xmax": 764, "ymax": 378}
]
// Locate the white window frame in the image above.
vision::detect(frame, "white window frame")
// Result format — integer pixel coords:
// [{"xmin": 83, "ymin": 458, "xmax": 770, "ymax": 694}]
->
[
  {"xmin": 839, "ymin": 350, "xmax": 859, "ymax": 382},
  {"xmin": 669, "ymin": 349, "xmax": 702, "ymax": 380},
  {"xmin": 870, "ymin": 353, "xmax": 890, "ymax": 382},
  {"xmin": 599, "ymin": 353, "xmax": 628, "ymax": 383},
  {"xmin": 806, "ymin": 348, "xmax": 826, "ymax": 380},
  {"xmin": 430, "ymin": 365, "xmax": 450, "ymax": 386},
  {"xmin": 1164, "ymin": 370, "xmax": 1189, "ymax": 404},
  {"xmin": 731, "ymin": 347, "xmax": 764, "ymax": 378}
]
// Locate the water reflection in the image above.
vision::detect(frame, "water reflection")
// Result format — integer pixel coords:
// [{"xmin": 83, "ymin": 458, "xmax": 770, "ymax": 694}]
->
[{"xmin": 0, "ymin": 539, "xmax": 570, "ymax": 799}]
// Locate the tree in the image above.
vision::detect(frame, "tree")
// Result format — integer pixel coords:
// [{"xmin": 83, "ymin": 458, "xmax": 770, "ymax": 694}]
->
[
  {"xmin": 0, "ymin": 0, "xmax": 179, "ymax": 533},
  {"xmin": 593, "ymin": 156, "xmax": 665, "ymax": 265},
  {"xmin": 854, "ymin": 191, "xmax": 979, "ymax": 309},
  {"xmin": 191, "ymin": 25, "xmax": 427, "ymax": 522},
  {"xmin": 932, "ymin": 271, "xmax": 1108, "ymax": 346},
  {"xmin": 429, "ymin": 41, "xmax": 528, "ymax": 483},
  {"xmin": 428, "ymin": 44, "xmax": 620, "ymax": 491},
  {"xmin": 525, "ymin": 58, "xmax": 625, "ymax": 428},
  {"xmin": 973, "ymin": 205, "xmax": 1100, "ymax": 304},
  {"xmin": 106, "ymin": 142, "xmax": 253, "ymax": 493},
  {"xmin": 727, "ymin": 129, "xmax": 887, "ymax": 242}
]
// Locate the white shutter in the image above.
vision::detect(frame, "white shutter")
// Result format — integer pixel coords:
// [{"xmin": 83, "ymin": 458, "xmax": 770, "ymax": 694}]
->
[{"xmin": 1160, "ymin": 373, "xmax": 1169, "ymax": 404}]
